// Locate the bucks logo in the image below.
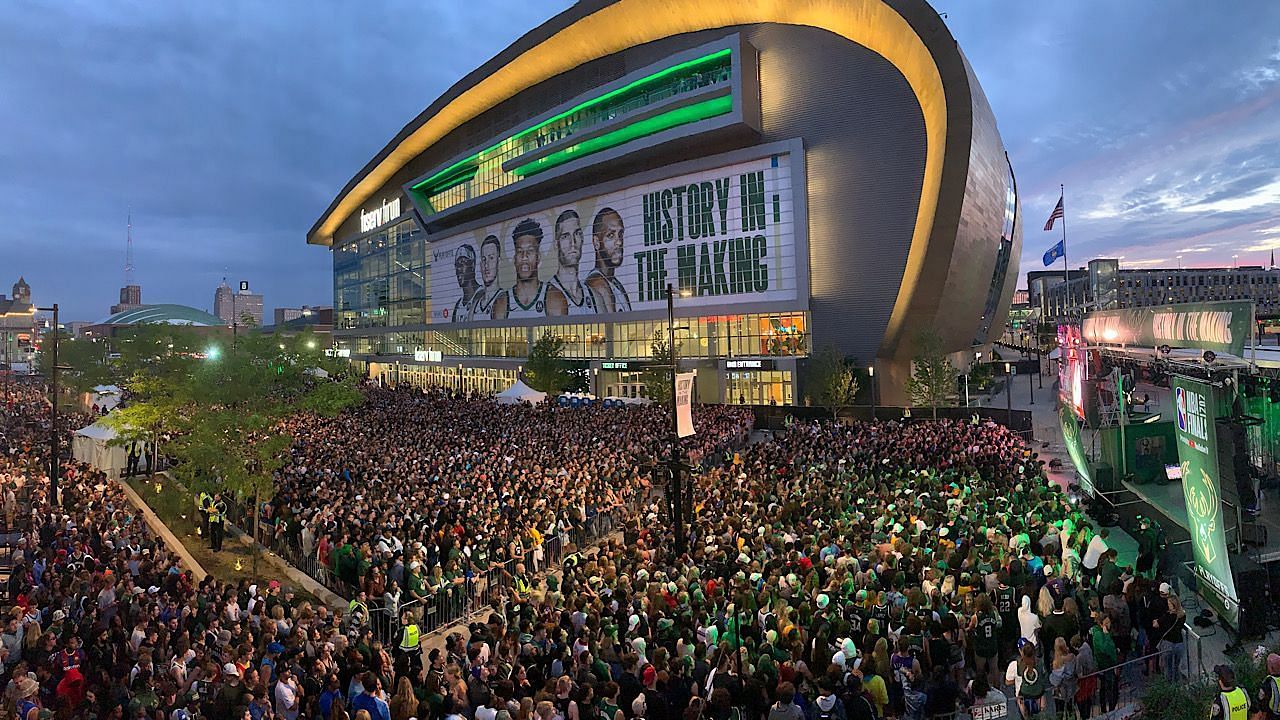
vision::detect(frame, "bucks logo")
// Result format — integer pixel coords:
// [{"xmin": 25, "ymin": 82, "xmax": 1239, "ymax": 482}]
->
[{"xmin": 1186, "ymin": 466, "xmax": 1219, "ymax": 564}]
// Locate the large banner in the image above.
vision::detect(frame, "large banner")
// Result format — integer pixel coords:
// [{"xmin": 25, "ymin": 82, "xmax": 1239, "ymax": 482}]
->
[
  {"xmin": 1082, "ymin": 301, "xmax": 1252, "ymax": 356},
  {"xmin": 1172, "ymin": 376, "xmax": 1240, "ymax": 627},
  {"xmin": 675, "ymin": 372, "xmax": 696, "ymax": 438},
  {"xmin": 428, "ymin": 153, "xmax": 797, "ymax": 323}
]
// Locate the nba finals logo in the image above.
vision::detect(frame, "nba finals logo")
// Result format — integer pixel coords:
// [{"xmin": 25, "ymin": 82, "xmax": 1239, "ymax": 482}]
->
[{"xmin": 1175, "ymin": 385, "xmax": 1209, "ymax": 455}]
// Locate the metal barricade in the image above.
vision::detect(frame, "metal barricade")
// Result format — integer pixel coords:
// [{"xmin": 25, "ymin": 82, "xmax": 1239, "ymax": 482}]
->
[{"xmin": 1075, "ymin": 647, "xmax": 1181, "ymax": 717}]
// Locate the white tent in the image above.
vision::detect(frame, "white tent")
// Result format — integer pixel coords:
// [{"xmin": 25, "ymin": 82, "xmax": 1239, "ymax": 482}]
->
[
  {"xmin": 496, "ymin": 379, "xmax": 547, "ymax": 405},
  {"xmin": 72, "ymin": 422, "xmax": 129, "ymax": 478}
]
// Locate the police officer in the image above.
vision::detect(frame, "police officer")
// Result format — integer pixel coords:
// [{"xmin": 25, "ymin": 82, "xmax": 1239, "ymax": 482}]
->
[
  {"xmin": 1211, "ymin": 664, "xmax": 1250, "ymax": 720},
  {"xmin": 397, "ymin": 610, "xmax": 422, "ymax": 677},
  {"xmin": 1257, "ymin": 654, "xmax": 1280, "ymax": 720},
  {"xmin": 209, "ymin": 493, "xmax": 227, "ymax": 552},
  {"xmin": 349, "ymin": 591, "xmax": 369, "ymax": 628},
  {"xmin": 197, "ymin": 491, "xmax": 213, "ymax": 538}
]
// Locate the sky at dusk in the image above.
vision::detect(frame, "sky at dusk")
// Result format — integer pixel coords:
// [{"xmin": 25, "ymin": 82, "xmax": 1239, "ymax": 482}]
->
[{"xmin": 2, "ymin": 1, "xmax": 1279, "ymax": 321}]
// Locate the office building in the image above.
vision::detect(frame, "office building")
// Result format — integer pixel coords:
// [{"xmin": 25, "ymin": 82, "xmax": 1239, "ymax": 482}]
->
[{"xmin": 1031, "ymin": 259, "xmax": 1280, "ymax": 322}]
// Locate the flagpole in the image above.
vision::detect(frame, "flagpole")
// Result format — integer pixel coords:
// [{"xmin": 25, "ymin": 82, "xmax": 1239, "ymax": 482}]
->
[{"xmin": 1060, "ymin": 184, "xmax": 1070, "ymax": 316}]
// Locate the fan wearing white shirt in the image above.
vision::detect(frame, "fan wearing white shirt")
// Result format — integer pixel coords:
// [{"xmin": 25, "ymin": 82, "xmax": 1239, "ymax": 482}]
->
[{"xmin": 1082, "ymin": 529, "xmax": 1110, "ymax": 574}]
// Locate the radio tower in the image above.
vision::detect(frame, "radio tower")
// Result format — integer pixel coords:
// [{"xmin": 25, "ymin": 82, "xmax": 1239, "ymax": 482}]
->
[{"xmin": 125, "ymin": 212, "xmax": 135, "ymax": 286}]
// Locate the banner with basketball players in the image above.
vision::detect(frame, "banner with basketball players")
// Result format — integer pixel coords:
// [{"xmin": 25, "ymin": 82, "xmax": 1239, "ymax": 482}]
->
[{"xmin": 427, "ymin": 153, "xmax": 798, "ymax": 323}]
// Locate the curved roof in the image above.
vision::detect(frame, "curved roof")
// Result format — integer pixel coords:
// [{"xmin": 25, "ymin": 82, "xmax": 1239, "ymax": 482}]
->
[
  {"xmin": 98, "ymin": 304, "xmax": 227, "ymax": 327},
  {"xmin": 307, "ymin": 0, "xmax": 960, "ymax": 248}
]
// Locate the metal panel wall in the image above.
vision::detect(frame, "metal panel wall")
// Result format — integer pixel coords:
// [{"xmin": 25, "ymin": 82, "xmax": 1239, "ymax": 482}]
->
[{"xmin": 746, "ymin": 24, "xmax": 926, "ymax": 364}]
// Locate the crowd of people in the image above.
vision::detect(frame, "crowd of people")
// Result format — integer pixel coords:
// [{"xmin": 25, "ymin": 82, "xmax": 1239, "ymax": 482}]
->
[
  {"xmin": 263, "ymin": 387, "xmax": 753, "ymax": 604},
  {"xmin": 1, "ymin": 379, "xmax": 1200, "ymax": 720}
]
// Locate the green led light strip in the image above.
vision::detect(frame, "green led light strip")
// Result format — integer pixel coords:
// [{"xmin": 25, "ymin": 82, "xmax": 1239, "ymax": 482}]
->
[
  {"xmin": 510, "ymin": 94, "xmax": 734, "ymax": 178},
  {"xmin": 410, "ymin": 47, "xmax": 732, "ymax": 194}
]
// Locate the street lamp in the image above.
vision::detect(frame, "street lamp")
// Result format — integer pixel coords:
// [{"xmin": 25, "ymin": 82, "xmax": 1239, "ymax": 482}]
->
[
  {"xmin": 1004, "ymin": 362, "xmax": 1013, "ymax": 426},
  {"xmin": 36, "ymin": 304, "xmax": 63, "ymax": 506},
  {"xmin": 964, "ymin": 351, "xmax": 982, "ymax": 408},
  {"xmin": 1233, "ymin": 255, "xmax": 1240, "ymax": 270},
  {"xmin": 868, "ymin": 363, "xmax": 877, "ymax": 419}
]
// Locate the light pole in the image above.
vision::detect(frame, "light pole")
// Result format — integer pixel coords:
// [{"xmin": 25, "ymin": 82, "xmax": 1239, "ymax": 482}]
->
[
  {"xmin": 663, "ymin": 284, "xmax": 693, "ymax": 556},
  {"xmin": 1233, "ymin": 255, "xmax": 1240, "ymax": 270},
  {"xmin": 36, "ymin": 304, "xmax": 61, "ymax": 506},
  {"xmin": 868, "ymin": 363, "xmax": 877, "ymax": 419},
  {"xmin": 1177, "ymin": 255, "xmax": 1183, "ymax": 270},
  {"xmin": 1004, "ymin": 362, "xmax": 1013, "ymax": 426}
]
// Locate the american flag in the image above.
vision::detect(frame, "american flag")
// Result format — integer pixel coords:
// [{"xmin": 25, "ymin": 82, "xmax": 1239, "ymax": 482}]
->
[{"xmin": 1043, "ymin": 196, "xmax": 1064, "ymax": 231}]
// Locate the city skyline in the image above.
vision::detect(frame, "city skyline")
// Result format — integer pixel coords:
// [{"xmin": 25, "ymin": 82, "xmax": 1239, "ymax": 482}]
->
[{"xmin": 1, "ymin": 1, "xmax": 1278, "ymax": 320}]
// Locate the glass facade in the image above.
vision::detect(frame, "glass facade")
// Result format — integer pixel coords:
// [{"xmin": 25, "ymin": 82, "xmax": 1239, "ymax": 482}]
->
[
  {"xmin": 408, "ymin": 48, "xmax": 733, "ymax": 216},
  {"xmin": 334, "ymin": 219, "xmax": 426, "ymax": 331},
  {"xmin": 335, "ymin": 312, "xmax": 808, "ymax": 362},
  {"xmin": 383, "ymin": 363, "xmax": 518, "ymax": 395},
  {"xmin": 727, "ymin": 370, "xmax": 793, "ymax": 405}
]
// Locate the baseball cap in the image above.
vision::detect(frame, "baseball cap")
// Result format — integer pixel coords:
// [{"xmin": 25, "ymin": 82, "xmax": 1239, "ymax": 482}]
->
[
  {"xmin": 642, "ymin": 665, "xmax": 657, "ymax": 686},
  {"xmin": 1159, "ymin": 582, "xmax": 1172, "ymax": 596},
  {"xmin": 223, "ymin": 663, "xmax": 240, "ymax": 677},
  {"xmin": 269, "ymin": 580, "xmax": 281, "ymax": 590}
]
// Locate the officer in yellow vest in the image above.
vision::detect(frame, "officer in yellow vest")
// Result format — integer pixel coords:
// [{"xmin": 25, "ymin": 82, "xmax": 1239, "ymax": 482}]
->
[
  {"xmin": 208, "ymin": 493, "xmax": 227, "ymax": 552},
  {"xmin": 197, "ymin": 492, "xmax": 213, "ymax": 537},
  {"xmin": 1211, "ymin": 665, "xmax": 1250, "ymax": 720},
  {"xmin": 348, "ymin": 591, "xmax": 369, "ymax": 627},
  {"xmin": 397, "ymin": 610, "xmax": 422, "ymax": 676},
  {"xmin": 1256, "ymin": 653, "xmax": 1280, "ymax": 720}
]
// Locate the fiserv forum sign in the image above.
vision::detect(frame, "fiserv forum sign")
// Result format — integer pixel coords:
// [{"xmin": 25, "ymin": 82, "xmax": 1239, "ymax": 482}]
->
[
  {"xmin": 1172, "ymin": 377, "xmax": 1240, "ymax": 627},
  {"xmin": 426, "ymin": 153, "xmax": 797, "ymax": 323},
  {"xmin": 1082, "ymin": 301, "xmax": 1252, "ymax": 356}
]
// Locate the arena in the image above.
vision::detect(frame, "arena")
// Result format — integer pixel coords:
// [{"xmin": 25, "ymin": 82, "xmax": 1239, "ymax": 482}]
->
[{"xmin": 307, "ymin": 0, "xmax": 1022, "ymax": 405}]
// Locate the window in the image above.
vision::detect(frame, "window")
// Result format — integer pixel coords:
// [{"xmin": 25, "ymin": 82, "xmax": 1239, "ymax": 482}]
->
[{"xmin": 409, "ymin": 48, "xmax": 735, "ymax": 216}]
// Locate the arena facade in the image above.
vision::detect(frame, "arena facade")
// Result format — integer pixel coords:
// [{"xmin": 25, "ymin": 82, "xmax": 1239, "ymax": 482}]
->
[{"xmin": 307, "ymin": 0, "xmax": 1022, "ymax": 405}]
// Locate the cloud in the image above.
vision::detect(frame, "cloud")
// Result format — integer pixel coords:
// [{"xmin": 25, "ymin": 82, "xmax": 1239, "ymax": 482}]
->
[{"xmin": 1237, "ymin": 40, "xmax": 1280, "ymax": 94}]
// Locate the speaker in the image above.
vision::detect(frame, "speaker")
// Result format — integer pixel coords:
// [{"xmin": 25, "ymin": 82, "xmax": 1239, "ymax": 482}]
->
[
  {"xmin": 1232, "ymin": 555, "xmax": 1269, "ymax": 637},
  {"xmin": 1093, "ymin": 462, "xmax": 1119, "ymax": 493},
  {"xmin": 1216, "ymin": 420, "xmax": 1257, "ymax": 511}
]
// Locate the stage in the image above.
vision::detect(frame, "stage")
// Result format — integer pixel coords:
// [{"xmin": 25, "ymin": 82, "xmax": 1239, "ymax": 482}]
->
[{"xmin": 1122, "ymin": 476, "xmax": 1280, "ymax": 563}]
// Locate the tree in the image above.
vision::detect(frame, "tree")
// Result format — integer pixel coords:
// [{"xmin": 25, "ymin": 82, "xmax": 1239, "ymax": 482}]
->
[
  {"xmin": 642, "ymin": 328, "xmax": 672, "ymax": 403},
  {"xmin": 524, "ymin": 330, "xmax": 571, "ymax": 393},
  {"xmin": 807, "ymin": 345, "xmax": 860, "ymax": 420},
  {"xmin": 37, "ymin": 334, "xmax": 115, "ymax": 395},
  {"xmin": 100, "ymin": 327, "xmax": 363, "ymax": 570},
  {"xmin": 904, "ymin": 330, "xmax": 957, "ymax": 418}
]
